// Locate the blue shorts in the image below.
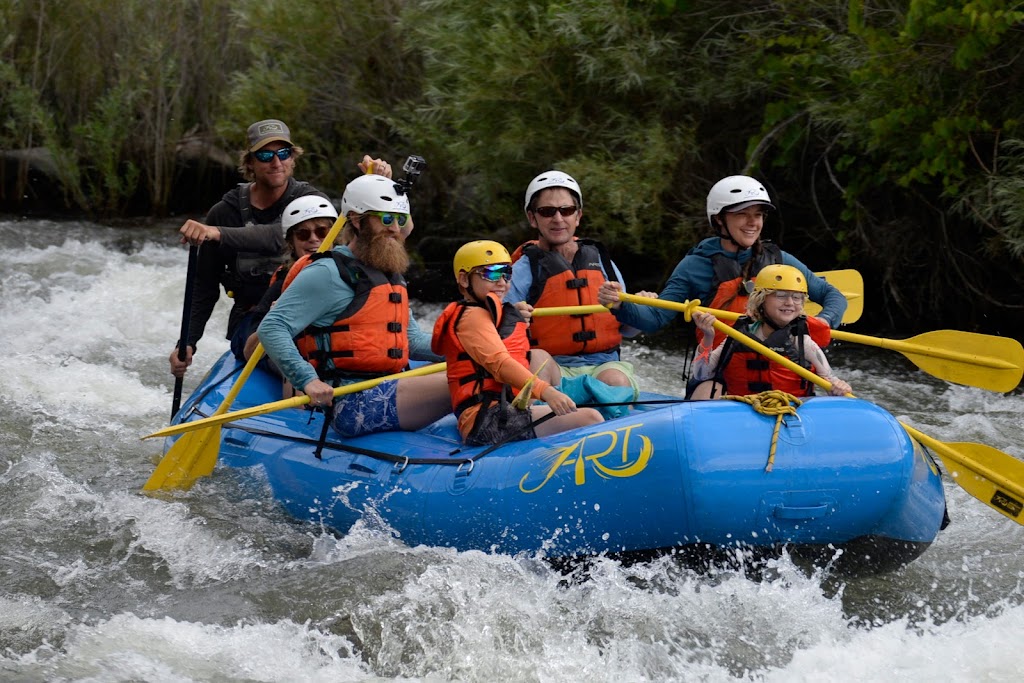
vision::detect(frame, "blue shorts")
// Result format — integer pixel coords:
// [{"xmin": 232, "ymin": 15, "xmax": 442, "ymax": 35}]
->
[{"xmin": 329, "ymin": 379, "xmax": 401, "ymax": 437}]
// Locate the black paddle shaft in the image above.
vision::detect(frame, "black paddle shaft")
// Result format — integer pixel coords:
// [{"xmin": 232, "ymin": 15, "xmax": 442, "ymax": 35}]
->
[{"xmin": 171, "ymin": 244, "xmax": 199, "ymax": 418}]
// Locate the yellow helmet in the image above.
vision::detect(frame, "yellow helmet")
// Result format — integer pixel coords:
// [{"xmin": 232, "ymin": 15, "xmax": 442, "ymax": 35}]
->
[
  {"xmin": 452, "ymin": 240, "xmax": 512, "ymax": 280},
  {"xmin": 754, "ymin": 264, "xmax": 807, "ymax": 293}
]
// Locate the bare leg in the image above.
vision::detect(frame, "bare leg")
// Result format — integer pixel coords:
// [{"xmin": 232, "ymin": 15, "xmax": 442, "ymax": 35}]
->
[
  {"xmin": 530, "ymin": 405, "xmax": 603, "ymax": 437},
  {"xmin": 396, "ymin": 373, "xmax": 453, "ymax": 430},
  {"xmin": 595, "ymin": 367, "xmax": 631, "ymax": 387},
  {"xmin": 529, "ymin": 349, "xmax": 563, "ymax": 387},
  {"xmin": 689, "ymin": 380, "xmax": 725, "ymax": 400}
]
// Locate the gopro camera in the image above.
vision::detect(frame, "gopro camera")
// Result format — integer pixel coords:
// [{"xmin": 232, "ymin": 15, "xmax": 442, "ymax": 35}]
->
[{"xmin": 395, "ymin": 155, "xmax": 427, "ymax": 195}]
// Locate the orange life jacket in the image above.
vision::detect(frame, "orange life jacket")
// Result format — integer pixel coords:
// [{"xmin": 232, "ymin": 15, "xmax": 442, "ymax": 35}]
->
[
  {"xmin": 431, "ymin": 293, "xmax": 531, "ymax": 416},
  {"xmin": 702, "ymin": 243, "xmax": 783, "ymax": 347},
  {"xmin": 284, "ymin": 251, "xmax": 409, "ymax": 381},
  {"xmin": 511, "ymin": 239, "xmax": 621, "ymax": 356},
  {"xmin": 715, "ymin": 315, "xmax": 828, "ymax": 396}
]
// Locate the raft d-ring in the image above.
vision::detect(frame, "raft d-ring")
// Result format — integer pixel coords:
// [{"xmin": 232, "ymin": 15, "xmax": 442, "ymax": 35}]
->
[
  {"xmin": 456, "ymin": 459, "xmax": 475, "ymax": 476},
  {"xmin": 393, "ymin": 456, "xmax": 410, "ymax": 474},
  {"xmin": 782, "ymin": 411, "xmax": 803, "ymax": 426}
]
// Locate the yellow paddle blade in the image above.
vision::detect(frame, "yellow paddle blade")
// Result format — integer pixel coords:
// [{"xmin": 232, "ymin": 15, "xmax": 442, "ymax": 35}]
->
[
  {"xmin": 143, "ymin": 425, "xmax": 221, "ymax": 491},
  {"xmin": 834, "ymin": 329, "xmax": 1023, "ymax": 393},
  {"xmin": 804, "ymin": 269, "xmax": 863, "ymax": 324},
  {"xmin": 900, "ymin": 425, "xmax": 1024, "ymax": 525},
  {"xmin": 692, "ymin": 296, "xmax": 1021, "ymax": 392}
]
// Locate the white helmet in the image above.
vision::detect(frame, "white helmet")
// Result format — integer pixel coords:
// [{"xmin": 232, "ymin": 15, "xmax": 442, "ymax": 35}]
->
[
  {"xmin": 281, "ymin": 195, "xmax": 338, "ymax": 230},
  {"xmin": 706, "ymin": 175, "xmax": 775, "ymax": 223},
  {"xmin": 341, "ymin": 174, "xmax": 411, "ymax": 215},
  {"xmin": 524, "ymin": 170, "xmax": 583, "ymax": 211}
]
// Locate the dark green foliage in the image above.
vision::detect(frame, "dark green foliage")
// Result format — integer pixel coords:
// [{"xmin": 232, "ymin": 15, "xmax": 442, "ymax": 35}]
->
[{"xmin": 2, "ymin": 0, "xmax": 1024, "ymax": 331}]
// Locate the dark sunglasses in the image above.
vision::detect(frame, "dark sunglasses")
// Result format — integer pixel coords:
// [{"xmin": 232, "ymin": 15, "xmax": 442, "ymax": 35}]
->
[
  {"xmin": 367, "ymin": 211, "xmax": 409, "ymax": 228},
  {"xmin": 533, "ymin": 205, "xmax": 578, "ymax": 218},
  {"xmin": 473, "ymin": 264, "xmax": 513, "ymax": 282},
  {"xmin": 252, "ymin": 147, "xmax": 293, "ymax": 163},
  {"xmin": 292, "ymin": 225, "xmax": 330, "ymax": 241}
]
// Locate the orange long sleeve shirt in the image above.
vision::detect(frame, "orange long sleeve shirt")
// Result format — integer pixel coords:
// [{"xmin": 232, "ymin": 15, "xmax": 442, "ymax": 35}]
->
[{"xmin": 453, "ymin": 306, "xmax": 550, "ymax": 439}]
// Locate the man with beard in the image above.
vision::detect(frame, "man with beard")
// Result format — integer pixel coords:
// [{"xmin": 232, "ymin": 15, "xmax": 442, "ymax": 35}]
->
[{"xmin": 257, "ymin": 174, "xmax": 450, "ymax": 437}]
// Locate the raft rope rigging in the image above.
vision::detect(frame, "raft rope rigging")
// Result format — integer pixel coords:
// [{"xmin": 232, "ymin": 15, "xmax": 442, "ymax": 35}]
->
[
  {"xmin": 723, "ymin": 390, "xmax": 803, "ymax": 472},
  {"xmin": 186, "ymin": 398, "xmax": 689, "ymax": 471},
  {"xmin": 180, "ymin": 366, "xmax": 800, "ymax": 473}
]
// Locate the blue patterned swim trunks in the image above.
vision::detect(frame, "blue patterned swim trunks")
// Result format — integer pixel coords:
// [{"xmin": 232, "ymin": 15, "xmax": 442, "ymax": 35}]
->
[{"xmin": 329, "ymin": 379, "xmax": 401, "ymax": 437}]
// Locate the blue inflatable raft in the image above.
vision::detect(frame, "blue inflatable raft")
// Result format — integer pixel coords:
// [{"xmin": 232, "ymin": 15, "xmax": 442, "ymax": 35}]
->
[{"xmin": 170, "ymin": 351, "xmax": 947, "ymax": 574}]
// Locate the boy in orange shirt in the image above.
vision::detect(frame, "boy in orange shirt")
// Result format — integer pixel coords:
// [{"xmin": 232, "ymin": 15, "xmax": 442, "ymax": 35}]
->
[{"xmin": 432, "ymin": 241, "xmax": 604, "ymax": 445}]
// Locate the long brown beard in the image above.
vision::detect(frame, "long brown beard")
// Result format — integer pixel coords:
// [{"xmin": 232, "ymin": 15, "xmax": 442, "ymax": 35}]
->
[{"xmin": 354, "ymin": 226, "xmax": 410, "ymax": 274}]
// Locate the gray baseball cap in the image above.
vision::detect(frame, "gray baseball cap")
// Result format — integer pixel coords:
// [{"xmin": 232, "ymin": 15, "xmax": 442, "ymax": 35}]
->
[{"xmin": 247, "ymin": 119, "xmax": 292, "ymax": 152}]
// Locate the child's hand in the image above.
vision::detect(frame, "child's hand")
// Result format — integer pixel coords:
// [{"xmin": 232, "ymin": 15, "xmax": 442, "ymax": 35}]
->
[
  {"xmin": 826, "ymin": 376, "xmax": 852, "ymax": 396},
  {"xmin": 540, "ymin": 386, "xmax": 578, "ymax": 416},
  {"xmin": 692, "ymin": 311, "xmax": 717, "ymax": 337}
]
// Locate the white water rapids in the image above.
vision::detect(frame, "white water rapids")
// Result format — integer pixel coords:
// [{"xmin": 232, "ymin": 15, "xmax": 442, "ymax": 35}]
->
[{"xmin": 0, "ymin": 218, "xmax": 1022, "ymax": 682}]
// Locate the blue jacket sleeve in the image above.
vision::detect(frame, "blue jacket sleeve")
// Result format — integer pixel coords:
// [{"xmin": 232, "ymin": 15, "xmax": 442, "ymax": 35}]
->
[{"xmin": 610, "ymin": 255, "xmax": 709, "ymax": 332}]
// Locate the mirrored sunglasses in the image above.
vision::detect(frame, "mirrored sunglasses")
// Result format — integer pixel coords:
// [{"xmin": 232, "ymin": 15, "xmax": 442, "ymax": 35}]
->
[
  {"xmin": 473, "ymin": 264, "xmax": 513, "ymax": 282},
  {"xmin": 771, "ymin": 291, "xmax": 806, "ymax": 303},
  {"xmin": 252, "ymin": 147, "xmax": 293, "ymax": 163},
  {"xmin": 534, "ymin": 205, "xmax": 579, "ymax": 218},
  {"xmin": 367, "ymin": 211, "xmax": 409, "ymax": 227},
  {"xmin": 292, "ymin": 225, "xmax": 330, "ymax": 241}
]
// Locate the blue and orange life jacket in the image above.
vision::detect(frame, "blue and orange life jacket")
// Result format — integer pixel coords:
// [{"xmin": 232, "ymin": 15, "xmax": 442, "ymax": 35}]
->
[
  {"xmin": 283, "ymin": 251, "xmax": 409, "ymax": 381},
  {"xmin": 512, "ymin": 238, "xmax": 621, "ymax": 356}
]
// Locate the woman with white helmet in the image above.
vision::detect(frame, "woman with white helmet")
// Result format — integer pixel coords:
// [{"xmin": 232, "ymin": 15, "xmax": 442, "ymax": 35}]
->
[
  {"xmin": 598, "ymin": 175, "xmax": 847, "ymax": 367},
  {"xmin": 232, "ymin": 194, "xmax": 339, "ymax": 364}
]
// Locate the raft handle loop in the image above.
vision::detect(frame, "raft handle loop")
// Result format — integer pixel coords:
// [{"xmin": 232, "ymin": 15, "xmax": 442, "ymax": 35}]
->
[
  {"xmin": 393, "ymin": 456, "xmax": 410, "ymax": 474},
  {"xmin": 457, "ymin": 459, "xmax": 475, "ymax": 476}
]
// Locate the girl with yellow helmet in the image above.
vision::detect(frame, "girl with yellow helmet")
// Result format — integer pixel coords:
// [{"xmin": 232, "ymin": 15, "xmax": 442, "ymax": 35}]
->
[
  {"xmin": 689, "ymin": 264, "xmax": 852, "ymax": 399},
  {"xmin": 431, "ymin": 240, "xmax": 603, "ymax": 445}
]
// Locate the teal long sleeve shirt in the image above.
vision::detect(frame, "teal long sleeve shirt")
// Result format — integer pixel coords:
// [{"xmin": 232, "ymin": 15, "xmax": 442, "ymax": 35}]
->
[{"xmin": 257, "ymin": 246, "xmax": 439, "ymax": 391}]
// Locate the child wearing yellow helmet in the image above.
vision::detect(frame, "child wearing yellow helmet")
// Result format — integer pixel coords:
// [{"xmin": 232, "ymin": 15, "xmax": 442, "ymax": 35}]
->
[
  {"xmin": 432, "ymin": 240, "xmax": 603, "ymax": 445},
  {"xmin": 689, "ymin": 265, "xmax": 852, "ymax": 399}
]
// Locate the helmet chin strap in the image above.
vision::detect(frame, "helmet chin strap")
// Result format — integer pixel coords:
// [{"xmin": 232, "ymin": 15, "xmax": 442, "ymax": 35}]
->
[
  {"xmin": 715, "ymin": 215, "xmax": 740, "ymax": 247},
  {"xmin": 757, "ymin": 304, "xmax": 786, "ymax": 333}
]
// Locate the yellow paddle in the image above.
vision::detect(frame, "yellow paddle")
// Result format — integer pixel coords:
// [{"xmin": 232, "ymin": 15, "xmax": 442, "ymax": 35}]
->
[
  {"xmin": 619, "ymin": 292, "xmax": 1024, "ymax": 525},
  {"xmin": 531, "ymin": 305, "xmax": 610, "ymax": 317},
  {"xmin": 528, "ymin": 271, "xmax": 861, "ymax": 322},
  {"xmin": 143, "ymin": 362, "xmax": 447, "ymax": 440},
  {"xmin": 144, "ymin": 212, "xmax": 350, "ymax": 492},
  {"xmin": 696, "ymin": 307, "xmax": 1023, "ymax": 394},
  {"xmin": 804, "ymin": 269, "xmax": 863, "ymax": 324},
  {"xmin": 532, "ymin": 296, "xmax": 1023, "ymax": 393}
]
